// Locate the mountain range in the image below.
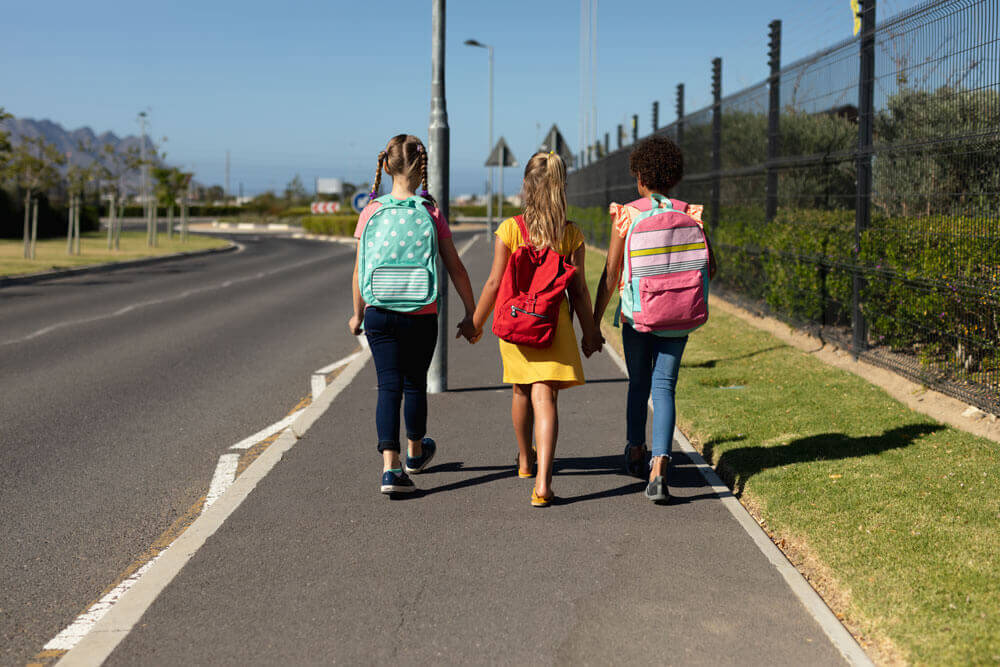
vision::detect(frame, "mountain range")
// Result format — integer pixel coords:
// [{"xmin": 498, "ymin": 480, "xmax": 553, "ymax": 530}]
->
[{"xmin": 2, "ymin": 116, "xmax": 159, "ymax": 180}]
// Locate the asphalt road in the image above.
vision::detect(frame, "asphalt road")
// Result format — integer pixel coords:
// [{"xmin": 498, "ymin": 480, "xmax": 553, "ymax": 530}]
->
[{"xmin": 0, "ymin": 234, "xmax": 373, "ymax": 665}]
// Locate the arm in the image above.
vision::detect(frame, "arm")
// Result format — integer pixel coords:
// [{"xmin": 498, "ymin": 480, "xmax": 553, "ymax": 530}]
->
[
  {"xmin": 592, "ymin": 230, "xmax": 626, "ymax": 327},
  {"xmin": 470, "ymin": 235, "xmax": 512, "ymax": 341},
  {"xmin": 567, "ymin": 243, "xmax": 603, "ymax": 356},
  {"xmin": 438, "ymin": 235, "xmax": 478, "ymax": 338},
  {"xmin": 348, "ymin": 243, "xmax": 365, "ymax": 335}
]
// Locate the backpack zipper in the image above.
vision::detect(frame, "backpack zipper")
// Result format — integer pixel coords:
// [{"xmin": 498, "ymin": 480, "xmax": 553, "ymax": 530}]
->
[{"xmin": 511, "ymin": 305, "xmax": 546, "ymax": 319}]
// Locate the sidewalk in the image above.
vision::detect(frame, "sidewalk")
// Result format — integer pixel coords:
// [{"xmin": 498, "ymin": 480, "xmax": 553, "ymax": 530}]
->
[{"xmin": 98, "ymin": 238, "xmax": 857, "ymax": 665}]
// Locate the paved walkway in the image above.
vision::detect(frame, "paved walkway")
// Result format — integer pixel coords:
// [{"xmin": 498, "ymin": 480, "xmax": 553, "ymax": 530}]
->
[{"xmin": 97, "ymin": 237, "xmax": 857, "ymax": 665}]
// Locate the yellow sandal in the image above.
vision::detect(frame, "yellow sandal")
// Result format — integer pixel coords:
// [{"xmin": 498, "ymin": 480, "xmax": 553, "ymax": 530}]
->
[
  {"xmin": 516, "ymin": 448, "xmax": 537, "ymax": 478},
  {"xmin": 531, "ymin": 489, "xmax": 553, "ymax": 507}
]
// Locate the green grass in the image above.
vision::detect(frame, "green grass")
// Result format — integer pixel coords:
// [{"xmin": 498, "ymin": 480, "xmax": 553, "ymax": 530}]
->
[
  {"xmin": 0, "ymin": 231, "xmax": 230, "ymax": 277},
  {"xmin": 584, "ymin": 245, "xmax": 1000, "ymax": 665}
]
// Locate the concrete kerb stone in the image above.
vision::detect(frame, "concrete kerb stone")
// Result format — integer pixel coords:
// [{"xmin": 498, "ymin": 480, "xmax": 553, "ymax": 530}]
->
[{"xmin": 0, "ymin": 242, "xmax": 239, "ymax": 288}]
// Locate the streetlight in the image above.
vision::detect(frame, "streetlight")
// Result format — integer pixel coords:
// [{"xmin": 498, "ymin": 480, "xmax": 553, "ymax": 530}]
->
[{"xmin": 464, "ymin": 38, "xmax": 493, "ymax": 234}]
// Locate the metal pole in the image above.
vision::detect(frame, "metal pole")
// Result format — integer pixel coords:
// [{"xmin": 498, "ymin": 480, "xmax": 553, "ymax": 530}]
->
[
  {"xmin": 617, "ymin": 123, "xmax": 622, "ymax": 149},
  {"xmin": 427, "ymin": 0, "xmax": 450, "ymax": 394},
  {"xmin": 498, "ymin": 154, "xmax": 504, "ymax": 223},
  {"xmin": 652, "ymin": 101, "xmax": 659, "ymax": 131},
  {"xmin": 853, "ymin": 0, "xmax": 875, "ymax": 358},
  {"xmin": 488, "ymin": 46, "xmax": 494, "ymax": 235},
  {"xmin": 676, "ymin": 83, "xmax": 685, "ymax": 150},
  {"xmin": 631, "ymin": 114, "xmax": 638, "ymax": 143},
  {"xmin": 710, "ymin": 58, "xmax": 722, "ymax": 234},
  {"xmin": 765, "ymin": 20, "xmax": 781, "ymax": 222}
]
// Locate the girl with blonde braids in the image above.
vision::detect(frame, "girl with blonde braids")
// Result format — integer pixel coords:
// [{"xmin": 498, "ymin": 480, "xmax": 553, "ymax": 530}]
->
[
  {"xmin": 471, "ymin": 151, "xmax": 604, "ymax": 506},
  {"xmin": 350, "ymin": 134, "xmax": 478, "ymax": 494}
]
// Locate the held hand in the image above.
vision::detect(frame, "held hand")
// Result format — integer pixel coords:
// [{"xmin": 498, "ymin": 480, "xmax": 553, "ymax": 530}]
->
[
  {"xmin": 348, "ymin": 313, "xmax": 363, "ymax": 336},
  {"xmin": 582, "ymin": 331, "xmax": 604, "ymax": 358},
  {"xmin": 456, "ymin": 316, "xmax": 479, "ymax": 343}
]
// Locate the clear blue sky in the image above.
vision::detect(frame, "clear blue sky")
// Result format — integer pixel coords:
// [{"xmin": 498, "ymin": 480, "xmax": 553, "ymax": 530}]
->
[{"xmin": 2, "ymin": 0, "xmax": 921, "ymax": 197}]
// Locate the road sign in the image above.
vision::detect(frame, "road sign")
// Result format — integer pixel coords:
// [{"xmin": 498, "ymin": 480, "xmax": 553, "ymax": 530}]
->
[
  {"xmin": 538, "ymin": 124, "xmax": 574, "ymax": 167},
  {"xmin": 485, "ymin": 137, "xmax": 518, "ymax": 167},
  {"xmin": 310, "ymin": 201, "xmax": 341, "ymax": 214},
  {"xmin": 352, "ymin": 191, "xmax": 369, "ymax": 213}
]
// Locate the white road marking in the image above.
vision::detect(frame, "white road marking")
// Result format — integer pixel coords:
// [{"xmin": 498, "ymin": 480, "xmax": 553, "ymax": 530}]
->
[
  {"xmin": 601, "ymin": 343, "xmax": 871, "ymax": 666},
  {"xmin": 48, "ymin": 234, "xmax": 477, "ymax": 663},
  {"xmin": 204, "ymin": 454, "xmax": 240, "ymax": 508},
  {"xmin": 44, "ymin": 551, "xmax": 166, "ymax": 652},
  {"xmin": 228, "ymin": 411, "xmax": 303, "ymax": 451},
  {"xmin": 1, "ymin": 250, "xmax": 344, "ymax": 347}
]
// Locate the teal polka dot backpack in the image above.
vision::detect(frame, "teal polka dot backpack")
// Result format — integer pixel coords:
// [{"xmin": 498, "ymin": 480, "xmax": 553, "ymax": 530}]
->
[{"xmin": 358, "ymin": 194, "xmax": 440, "ymax": 312}]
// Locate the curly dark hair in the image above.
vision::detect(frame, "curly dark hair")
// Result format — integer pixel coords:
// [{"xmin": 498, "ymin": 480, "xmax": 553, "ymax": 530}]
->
[{"xmin": 628, "ymin": 135, "xmax": 683, "ymax": 193}]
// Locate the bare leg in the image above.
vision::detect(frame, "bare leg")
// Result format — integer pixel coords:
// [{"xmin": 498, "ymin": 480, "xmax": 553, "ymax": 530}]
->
[
  {"xmin": 531, "ymin": 382, "xmax": 559, "ymax": 498},
  {"xmin": 512, "ymin": 384, "xmax": 534, "ymax": 473},
  {"xmin": 407, "ymin": 438, "xmax": 423, "ymax": 458}
]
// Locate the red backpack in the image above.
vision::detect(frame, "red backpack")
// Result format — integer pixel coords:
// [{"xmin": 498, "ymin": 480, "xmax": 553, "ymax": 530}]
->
[{"xmin": 492, "ymin": 215, "xmax": 577, "ymax": 348}]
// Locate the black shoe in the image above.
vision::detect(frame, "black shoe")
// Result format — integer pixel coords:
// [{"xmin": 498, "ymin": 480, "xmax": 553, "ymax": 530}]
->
[
  {"xmin": 380, "ymin": 469, "xmax": 416, "ymax": 494},
  {"xmin": 624, "ymin": 443, "xmax": 648, "ymax": 477},
  {"xmin": 404, "ymin": 438, "xmax": 437, "ymax": 474}
]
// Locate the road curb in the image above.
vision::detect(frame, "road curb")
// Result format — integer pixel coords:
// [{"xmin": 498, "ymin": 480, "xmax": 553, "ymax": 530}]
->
[{"xmin": 0, "ymin": 242, "xmax": 238, "ymax": 288}]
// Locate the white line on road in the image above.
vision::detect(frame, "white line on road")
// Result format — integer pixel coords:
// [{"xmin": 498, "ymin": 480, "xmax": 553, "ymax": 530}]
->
[
  {"xmin": 50, "ymin": 234, "xmax": 478, "ymax": 665},
  {"xmin": 228, "ymin": 410, "xmax": 303, "ymax": 450},
  {"xmin": 1, "ymin": 249, "xmax": 344, "ymax": 348},
  {"xmin": 204, "ymin": 453, "xmax": 240, "ymax": 508}
]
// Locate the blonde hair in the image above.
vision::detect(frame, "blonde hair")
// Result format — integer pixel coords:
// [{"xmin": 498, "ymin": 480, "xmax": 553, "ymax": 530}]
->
[
  {"xmin": 521, "ymin": 151, "xmax": 567, "ymax": 250},
  {"xmin": 370, "ymin": 134, "xmax": 435, "ymax": 205}
]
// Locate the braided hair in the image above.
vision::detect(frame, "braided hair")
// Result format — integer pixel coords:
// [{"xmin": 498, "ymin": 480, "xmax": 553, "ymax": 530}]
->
[{"xmin": 368, "ymin": 135, "xmax": 437, "ymax": 207}]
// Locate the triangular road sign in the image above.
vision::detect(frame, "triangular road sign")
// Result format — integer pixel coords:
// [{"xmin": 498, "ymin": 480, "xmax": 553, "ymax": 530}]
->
[
  {"xmin": 538, "ymin": 124, "xmax": 574, "ymax": 167},
  {"xmin": 485, "ymin": 137, "xmax": 518, "ymax": 167}
]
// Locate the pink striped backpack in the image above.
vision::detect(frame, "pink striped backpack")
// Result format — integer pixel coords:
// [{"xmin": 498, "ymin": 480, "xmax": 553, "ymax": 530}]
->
[{"xmin": 618, "ymin": 194, "xmax": 711, "ymax": 335}]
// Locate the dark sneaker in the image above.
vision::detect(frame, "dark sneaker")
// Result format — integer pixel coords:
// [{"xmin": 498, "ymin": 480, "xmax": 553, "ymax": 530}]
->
[
  {"xmin": 404, "ymin": 438, "xmax": 437, "ymax": 474},
  {"xmin": 624, "ymin": 443, "xmax": 648, "ymax": 477},
  {"xmin": 380, "ymin": 469, "xmax": 416, "ymax": 494},
  {"xmin": 645, "ymin": 476, "xmax": 669, "ymax": 503}
]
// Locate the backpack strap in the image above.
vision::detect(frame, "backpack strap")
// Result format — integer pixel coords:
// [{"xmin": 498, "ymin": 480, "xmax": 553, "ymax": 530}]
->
[{"xmin": 513, "ymin": 215, "xmax": 530, "ymax": 248}]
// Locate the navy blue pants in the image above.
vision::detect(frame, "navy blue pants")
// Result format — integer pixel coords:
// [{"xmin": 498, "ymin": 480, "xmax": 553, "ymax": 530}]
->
[{"xmin": 364, "ymin": 307, "xmax": 438, "ymax": 453}]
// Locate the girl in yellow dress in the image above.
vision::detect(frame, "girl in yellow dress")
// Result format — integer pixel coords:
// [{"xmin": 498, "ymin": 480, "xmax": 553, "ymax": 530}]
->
[{"xmin": 471, "ymin": 152, "xmax": 604, "ymax": 506}]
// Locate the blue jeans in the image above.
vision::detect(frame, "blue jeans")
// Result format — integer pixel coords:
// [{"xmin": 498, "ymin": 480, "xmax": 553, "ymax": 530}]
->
[
  {"xmin": 621, "ymin": 323, "xmax": 688, "ymax": 459},
  {"xmin": 364, "ymin": 307, "xmax": 438, "ymax": 453}
]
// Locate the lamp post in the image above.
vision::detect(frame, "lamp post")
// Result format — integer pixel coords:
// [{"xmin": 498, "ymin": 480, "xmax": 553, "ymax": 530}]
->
[
  {"xmin": 427, "ymin": 0, "xmax": 450, "ymax": 394},
  {"xmin": 463, "ymin": 38, "xmax": 493, "ymax": 234}
]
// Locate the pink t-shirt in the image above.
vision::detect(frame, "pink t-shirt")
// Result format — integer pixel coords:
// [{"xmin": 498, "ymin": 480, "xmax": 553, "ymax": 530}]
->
[{"xmin": 354, "ymin": 198, "xmax": 452, "ymax": 315}]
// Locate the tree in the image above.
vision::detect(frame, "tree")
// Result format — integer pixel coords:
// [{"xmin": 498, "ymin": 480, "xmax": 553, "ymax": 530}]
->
[
  {"xmin": 99, "ymin": 142, "xmax": 139, "ymax": 250},
  {"xmin": 284, "ymin": 174, "xmax": 308, "ymax": 205},
  {"xmin": 0, "ymin": 107, "xmax": 11, "ymax": 172},
  {"xmin": 7, "ymin": 136, "xmax": 64, "ymax": 259},
  {"xmin": 154, "ymin": 166, "xmax": 190, "ymax": 242}
]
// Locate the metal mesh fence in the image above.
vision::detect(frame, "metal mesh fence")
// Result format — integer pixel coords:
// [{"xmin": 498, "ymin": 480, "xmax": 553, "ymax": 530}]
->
[{"xmin": 566, "ymin": 0, "xmax": 1000, "ymax": 415}]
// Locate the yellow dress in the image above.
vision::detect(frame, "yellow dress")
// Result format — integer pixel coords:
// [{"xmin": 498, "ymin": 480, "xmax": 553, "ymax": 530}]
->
[{"xmin": 495, "ymin": 218, "xmax": 586, "ymax": 389}]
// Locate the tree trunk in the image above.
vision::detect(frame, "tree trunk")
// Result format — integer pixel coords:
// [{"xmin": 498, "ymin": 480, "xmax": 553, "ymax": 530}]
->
[
  {"xmin": 30, "ymin": 198, "xmax": 39, "ymax": 260},
  {"xmin": 168, "ymin": 205, "xmax": 174, "ymax": 241},
  {"xmin": 67, "ymin": 196, "xmax": 74, "ymax": 255},
  {"xmin": 107, "ymin": 195, "xmax": 114, "ymax": 249},
  {"xmin": 74, "ymin": 197, "xmax": 81, "ymax": 255},
  {"xmin": 181, "ymin": 200, "xmax": 188, "ymax": 243},
  {"xmin": 151, "ymin": 205, "xmax": 158, "ymax": 247},
  {"xmin": 23, "ymin": 189, "xmax": 32, "ymax": 259}
]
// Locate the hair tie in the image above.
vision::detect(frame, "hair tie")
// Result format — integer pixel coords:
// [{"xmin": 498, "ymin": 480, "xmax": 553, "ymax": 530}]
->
[
  {"xmin": 416, "ymin": 144, "xmax": 425, "ymax": 153},
  {"xmin": 419, "ymin": 188, "xmax": 430, "ymax": 197},
  {"xmin": 548, "ymin": 150, "xmax": 554, "ymax": 155}
]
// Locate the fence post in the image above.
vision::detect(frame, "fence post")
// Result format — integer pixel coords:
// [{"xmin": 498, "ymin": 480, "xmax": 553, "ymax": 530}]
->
[
  {"xmin": 675, "ymin": 83, "xmax": 685, "ymax": 149},
  {"xmin": 766, "ymin": 20, "xmax": 781, "ymax": 222},
  {"xmin": 617, "ymin": 124, "xmax": 623, "ymax": 149},
  {"xmin": 652, "ymin": 101, "xmax": 659, "ymax": 131},
  {"xmin": 853, "ymin": 0, "xmax": 875, "ymax": 358},
  {"xmin": 604, "ymin": 132, "xmax": 609, "ymax": 154},
  {"xmin": 710, "ymin": 58, "xmax": 722, "ymax": 233},
  {"xmin": 631, "ymin": 114, "xmax": 638, "ymax": 143}
]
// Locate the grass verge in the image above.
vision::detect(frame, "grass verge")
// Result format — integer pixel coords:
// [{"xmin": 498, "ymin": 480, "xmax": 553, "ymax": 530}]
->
[
  {"xmin": 584, "ymin": 245, "xmax": 1000, "ymax": 665},
  {"xmin": 0, "ymin": 232, "xmax": 230, "ymax": 277}
]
